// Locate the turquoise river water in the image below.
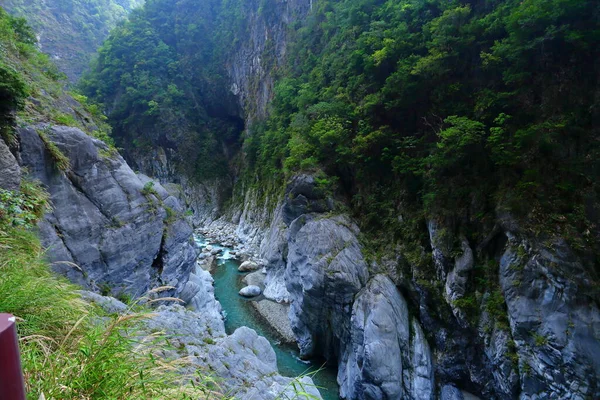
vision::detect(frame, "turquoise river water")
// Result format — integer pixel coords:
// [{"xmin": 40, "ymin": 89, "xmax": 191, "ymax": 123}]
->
[{"xmin": 195, "ymin": 235, "xmax": 340, "ymax": 400}]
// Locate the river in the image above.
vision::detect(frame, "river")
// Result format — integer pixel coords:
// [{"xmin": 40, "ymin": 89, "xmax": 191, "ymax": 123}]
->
[{"xmin": 194, "ymin": 235, "xmax": 340, "ymax": 400}]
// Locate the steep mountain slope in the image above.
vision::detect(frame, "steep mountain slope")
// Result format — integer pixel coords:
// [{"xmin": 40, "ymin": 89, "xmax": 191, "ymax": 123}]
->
[
  {"xmin": 0, "ymin": 8, "xmax": 322, "ymax": 399},
  {"xmin": 1, "ymin": 0, "xmax": 144, "ymax": 81},
  {"xmin": 0, "ymin": 2, "xmax": 194, "ymax": 297},
  {"xmin": 78, "ymin": 0, "xmax": 600, "ymax": 399}
]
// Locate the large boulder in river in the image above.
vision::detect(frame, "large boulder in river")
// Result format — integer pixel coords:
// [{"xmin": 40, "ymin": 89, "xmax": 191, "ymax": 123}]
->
[
  {"xmin": 239, "ymin": 285, "xmax": 262, "ymax": 297},
  {"xmin": 19, "ymin": 124, "xmax": 197, "ymax": 298},
  {"xmin": 239, "ymin": 260, "xmax": 259, "ymax": 272}
]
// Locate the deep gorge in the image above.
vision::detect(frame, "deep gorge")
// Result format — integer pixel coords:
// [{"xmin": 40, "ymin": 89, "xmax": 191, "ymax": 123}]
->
[{"xmin": 0, "ymin": 0, "xmax": 599, "ymax": 399}]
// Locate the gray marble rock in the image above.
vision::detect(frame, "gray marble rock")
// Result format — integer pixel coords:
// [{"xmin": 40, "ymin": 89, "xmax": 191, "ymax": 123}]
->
[
  {"xmin": 499, "ymin": 232, "xmax": 600, "ymax": 399},
  {"xmin": 444, "ymin": 236, "xmax": 474, "ymax": 325},
  {"xmin": 243, "ymin": 270, "xmax": 266, "ymax": 288},
  {"xmin": 239, "ymin": 285, "xmax": 262, "ymax": 297},
  {"xmin": 19, "ymin": 124, "xmax": 197, "ymax": 298},
  {"xmin": 259, "ymin": 174, "xmax": 334, "ymax": 303},
  {"xmin": 0, "ymin": 138, "xmax": 20, "ymax": 190},
  {"xmin": 339, "ymin": 274, "xmax": 433, "ymax": 400},
  {"xmin": 146, "ymin": 305, "xmax": 322, "ymax": 400},
  {"xmin": 286, "ymin": 214, "xmax": 369, "ymax": 361},
  {"xmin": 239, "ymin": 260, "xmax": 259, "ymax": 272},
  {"xmin": 441, "ymin": 385, "xmax": 464, "ymax": 400},
  {"xmin": 411, "ymin": 318, "xmax": 434, "ymax": 400},
  {"xmin": 79, "ymin": 290, "xmax": 128, "ymax": 314},
  {"xmin": 181, "ymin": 266, "xmax": 223, "ymax": 330}
]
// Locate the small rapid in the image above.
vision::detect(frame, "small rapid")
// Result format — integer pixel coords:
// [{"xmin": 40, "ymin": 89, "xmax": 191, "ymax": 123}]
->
[{"xmin": 194, "ymin": 234, "xmax": 340, "ymax": 400}]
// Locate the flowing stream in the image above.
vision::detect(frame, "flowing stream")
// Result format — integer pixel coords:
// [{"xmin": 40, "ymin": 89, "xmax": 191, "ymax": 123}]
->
[{"xmin": 194, "ymin": 235, "xmax": 340, "ymax": 400}]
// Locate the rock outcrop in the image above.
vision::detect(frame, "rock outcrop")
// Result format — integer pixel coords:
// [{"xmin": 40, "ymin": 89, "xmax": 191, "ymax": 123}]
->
[
  {"xmin": 0, "ymin": 138, "xmax": 20, "ymax": 190},
  {"xmin": 499, "ymin": 230, "xmax": 600, "ymax": 399},
  {"xmin": 286, "ymin": 214, "xmax": 369, "ymax": 361},
  {"xmin": 200, "ymin": 168, "xmax": 600, "ymax": 400},
  {"xmin": 339, "ymin": 274, "xmax": 431, "ymax": 400},
  {"xmin": 19, "ymin": 124, "xmax": 197, "ymax": 298},
  {"xmin": 145, "ymin": 303, "xmax": 322, "ymax": 400}
]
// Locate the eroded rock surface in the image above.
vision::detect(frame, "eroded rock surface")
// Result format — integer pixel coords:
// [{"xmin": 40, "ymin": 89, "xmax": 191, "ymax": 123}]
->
[
  {"xmin": 19, "ymin": 124, "xmax": 197, "ymax": 298},
  {"xmin": 339, "ymin": 274, "xmax": 434, "ymax": 400},
  {"xmin": 145, "ymin": 305, "xmax": 322, "ymax": 400},
  {"xmin": 286, "ymin": 214, "xmax": 369, "ymax": 361},
  {"xmin": 499, "ymin": 232, "xmax": 600, "ymax": 399},
  {"xmin": 0, "ymin": 138, "xmax": 20, "ymax": 190}
]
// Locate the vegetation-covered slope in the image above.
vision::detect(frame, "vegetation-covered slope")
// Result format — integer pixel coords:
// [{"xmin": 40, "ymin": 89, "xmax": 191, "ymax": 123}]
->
[
  {"xmin": 80, "ymin": 0, "xmax": 249, "ymax": 181},
  {"xmin": 2, "ymin": 0, "xmax": 144, "ymax": 81},
  {"xmin": 0, "ymin": 8, "xmax": 226, "ymax": 398},
  {"xmin": 82, "ymin": 0, "xmax": 600, "ymax": 263}
]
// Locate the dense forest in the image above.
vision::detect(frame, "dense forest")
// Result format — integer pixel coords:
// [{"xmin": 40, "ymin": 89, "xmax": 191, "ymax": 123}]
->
[
  {"xmin": 82, "ymin": 0, "xmax": 600, "ymax": 264},
  {"xmin": 80, "ymin": 0, "xmax": 249, "ymax": 180}
]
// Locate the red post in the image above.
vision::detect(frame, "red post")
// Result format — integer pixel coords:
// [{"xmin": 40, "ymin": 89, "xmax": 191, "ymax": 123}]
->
[{"xmin": 0, "ymin": 313, "xmax": 26, "ymax": 400}]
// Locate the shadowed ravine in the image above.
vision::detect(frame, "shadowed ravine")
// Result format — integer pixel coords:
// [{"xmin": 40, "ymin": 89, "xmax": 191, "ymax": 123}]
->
[{"xmin": 194, "ymin": 235, "xmax": 340, "ymax": 400}]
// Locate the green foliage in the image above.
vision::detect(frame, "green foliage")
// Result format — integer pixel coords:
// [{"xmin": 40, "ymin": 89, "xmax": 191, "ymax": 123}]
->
[
  {"xmin": 0, "ymin": 179, "xmax": 48, "ymax": 228},
  {"xmin": 0, "ymin": 6, "xmax": 118, "ymax": 155},
  {"xmin": 243, "ymin": 0, "xmax": 599, "ymax": 255},
  {"xmin": 79, "ymin": 0, "xmax": 247, "ymax": 181},
  {"xmin": 2, "ymin": 0, "xmax": 144, "ymax": 80},
  {"xmin": 52, "ymin": 112, "xmax": 78, "ymax": 126},
  {"xmin": 81, "ymin": 0, "xmax": 599, "ymax": 260},
  {"xmin": 0, "ymin": 227, "xmax": 232, "ymax": 399},
  {"xmin": 532, "ymin": 332, "xmax": 548, "ymax": 347},
  {"xmin": 0, "ymin": 181, "xmax": 229, "ymax": 398},
  {"xmin": 141, "ymin": 181, "xmax": 158, "ymax": 197}
]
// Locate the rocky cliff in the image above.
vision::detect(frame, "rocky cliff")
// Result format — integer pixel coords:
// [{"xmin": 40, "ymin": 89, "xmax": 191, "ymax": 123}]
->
[
  {"xmin": 63, "ymin": 0, "xmax": 599, "ymax": 398},
  {"xmin": 200, "ymin": 172, "xmax": 600, "ymax": 400},
  {"xmin": 12, "ymin": 123, "xmax": 197, "ymax": 298}
]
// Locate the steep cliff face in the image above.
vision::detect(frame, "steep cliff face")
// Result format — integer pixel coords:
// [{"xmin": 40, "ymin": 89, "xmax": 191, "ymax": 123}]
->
[
  {"xmin": 76, "ymin": 0, "xmax": 313, "ymax": 223},
  {"xmin": 204, "ymin": 173, "xmax": 600, "ymax": 400},
  {"xmin": 17, "ymin": 123, "xmax": 197, "ymax": 297},
  {"xmin": 225, "ymin": 0, "xmax": 312, "ymax": 124}
]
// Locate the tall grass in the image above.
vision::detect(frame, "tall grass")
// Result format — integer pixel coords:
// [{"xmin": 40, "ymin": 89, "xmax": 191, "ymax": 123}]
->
[{"xmin": 0, "ymin": 225, "xmax": 229, "ymax": 399}]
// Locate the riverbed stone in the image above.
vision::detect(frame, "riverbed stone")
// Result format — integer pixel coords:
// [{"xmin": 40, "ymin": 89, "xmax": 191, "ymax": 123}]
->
[
  {"xmin": 239, "ymin": 260, "xmax": 260, "ymax": 272},
  {"xmin": 251, "ymin": 299, "xmax": 295, "ymax": 343},
  {"xmin": 239, "ymin": 285, "xmax": 262, "ymax": 297},
  {"xmin": 243, "ymin": 270, "xmax": 266, "ymax": 288}
]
